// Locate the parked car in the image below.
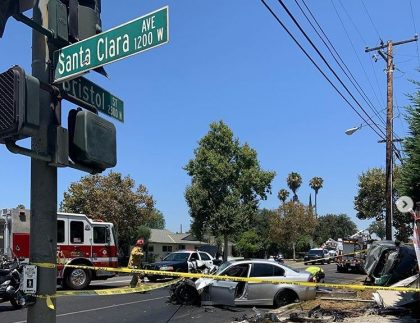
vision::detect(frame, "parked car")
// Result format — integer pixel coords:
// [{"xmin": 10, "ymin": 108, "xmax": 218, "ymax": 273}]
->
[
  {"xmin": 144, "ymin": 250, "xmax": 214, "ymax": 281},
  {"xmin": 304, "ymin": 248, "xmax": 331, "ymax": 265},
  {"xmin": 171, "ymin": 259, "xmax": 316, "ymax": 307},
  {"xmin": 364, "ymin": 240, "xmax": 418, "ymax": 286}
]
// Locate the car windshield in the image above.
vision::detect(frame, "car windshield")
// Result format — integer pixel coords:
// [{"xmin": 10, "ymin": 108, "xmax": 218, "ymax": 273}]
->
[
  {"xmin": 163, "ymin": 253, "xmax": 189, "ymax": 261},
  {"xmin": 215, "ymin": 261, "xmax": 232, "ymax": 275},
  {"xmin": 308, "ymin": 250, "xmax": 323, "ymax": 256}
]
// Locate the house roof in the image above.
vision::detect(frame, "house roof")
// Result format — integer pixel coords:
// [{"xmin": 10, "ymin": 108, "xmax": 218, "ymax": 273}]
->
[{"xmin": 149, "ymin": 229, "xmax": 208, "ymax": 245}]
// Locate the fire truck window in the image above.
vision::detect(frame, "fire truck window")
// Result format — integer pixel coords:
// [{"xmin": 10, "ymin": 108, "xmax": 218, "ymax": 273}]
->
[
  {"xmin": 70, "ymin": 221, "xmax": 84, "ymax": 243},
  {"xmin": 57, "ymin": 220, "xmax": 65, "ymax": 243},
  {"xmin": 93, "ymin": 227, "xmax": 106, "ymax": 244}
]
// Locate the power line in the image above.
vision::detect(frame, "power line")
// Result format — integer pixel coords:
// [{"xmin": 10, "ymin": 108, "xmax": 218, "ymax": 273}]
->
[
  {"xmin": 409, "ymin": 0, "xmax": 420, "ymax": 67},
  {"xmin": 332, "ymin": 0, "xmax": 386, "ymax": 109},
  {"xmin": 331, "ymin": 0, "xmax": 403, "ymax": 145},
  {"xmin": 259, "ymin": 0, "xmax": 385, "ymax": 140},
  {"xmin": 360, "ymin": 0, "xmax": 382, "ymax": 42},
  {"xmin": 274, "ymin": 0, "xmax": 387, "ymax": 139},
  {"xmin": 295, "ymin": 0, "xmax": 387, "ymax": 128}
]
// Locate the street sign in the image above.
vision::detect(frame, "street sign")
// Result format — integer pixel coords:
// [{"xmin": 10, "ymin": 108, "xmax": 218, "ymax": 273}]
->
[
  {"xmin": 60, "ymin": 77, "xmax": 124, "ymax": 122},
  {"xmin": 53, "ymin": 6, "xmax": 169, "ymax": 83}
]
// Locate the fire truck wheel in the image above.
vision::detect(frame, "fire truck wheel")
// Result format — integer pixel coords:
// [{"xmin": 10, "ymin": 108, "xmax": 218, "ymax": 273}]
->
[{"xmin": 65, "ymin": 268, "xmax": 92, "ymax": 290}]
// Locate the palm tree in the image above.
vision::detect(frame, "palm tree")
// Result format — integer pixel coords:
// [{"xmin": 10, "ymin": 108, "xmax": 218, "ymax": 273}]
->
[
  {"xmin": 287, "ymin": 172, "xmax": 302, "ymax": 202},
  {"xmin": 277, "ymin": 189, "xmax": 290, "ymax": 205},
  {"xmin": 309, "ymin": 176, "xmax": 324, "ymax": 217}
]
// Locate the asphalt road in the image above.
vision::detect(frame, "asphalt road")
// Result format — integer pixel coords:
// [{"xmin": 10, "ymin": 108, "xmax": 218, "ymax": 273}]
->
[
  {"xmin": 0, "ymin": 263, "xmax": 366, "ymax": 323},
  {"xmin": 0, "ymin": 276, "xmax": 263, "ymax": 323}
]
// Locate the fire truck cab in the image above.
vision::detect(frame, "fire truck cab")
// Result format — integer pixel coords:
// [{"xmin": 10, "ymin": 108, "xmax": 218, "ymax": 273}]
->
[{"xmin": 0, "ymin": 208, "xmax": 118, "ymax": 290}]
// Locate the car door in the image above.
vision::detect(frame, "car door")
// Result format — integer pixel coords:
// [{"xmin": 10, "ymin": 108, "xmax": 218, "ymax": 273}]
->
[
  {"xmin": 206, "ymin": 263, "xmax": 250, "ymax": 306},
  {"xmin": 246, "ymin": 263, "xmax": 285, "ymax": 306},
  {"xmin": 199, "ymin": 252, "xmax": 213, "ymax": 267}
]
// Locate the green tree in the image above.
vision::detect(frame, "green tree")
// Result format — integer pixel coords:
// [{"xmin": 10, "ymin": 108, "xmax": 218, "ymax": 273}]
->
[
  {"xmin": 287, "ymin": 172, "xmax": 302, "ymax": 201},
  {"xmin": 253, "ymin": 208, "xmax": 278, "ymax": 257},
  {"xmin": 309, "ymin": 176, "xmax": 324, "ymax": 217},
  {"xmin": 277, "ymin": 189, "xmax": 290, "ymax": 205},
  {"xmin": 145, "ymin": 208, "xmax": 166, "ymax": 229},
  {"xmin": 235, "ymin": 230, "xmax": 262, "ymax": 258},
  {"xmin": 314, "ymin": 214, "xmax": 357, "ymax": 245},
  {"xmin": 269, "ymin": 201, "xmax": 317, "ymax": 260},
  {"xmin": 400, "ymin": 81, "xmax": 420, "ymax": 203},
  {"xmin": 184, "ymin": 121, "xmax": 275, "ymax": 261},
  {"xmin": 16, "ymin": 204, "xmax": 25, "ymax": 209},
  {"xmin": 61, "ymin": 172, "xmax": 155, "ymax": 255},
  {"xmin": 368, "ymin": 220, "xmax": 386, "ymax": 240},
  {"xmin": 354, "ymin": 167, "xmax": 409, "ymax": 241}
]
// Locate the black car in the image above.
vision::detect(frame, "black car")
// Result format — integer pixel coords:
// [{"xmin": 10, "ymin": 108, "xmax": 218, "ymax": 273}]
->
[
  {"xmin": 304, "ymin": 248, "xmax": 331, "ymax": 265},
  {"xmin": 144, "ymin": 251, "xmax": 214, "ymax": 282}
]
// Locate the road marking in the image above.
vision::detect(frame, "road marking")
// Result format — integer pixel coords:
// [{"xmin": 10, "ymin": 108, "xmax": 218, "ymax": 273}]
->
[{"xmin": 12, "ymin": 296, "xmax": 166, "ymax": 322}]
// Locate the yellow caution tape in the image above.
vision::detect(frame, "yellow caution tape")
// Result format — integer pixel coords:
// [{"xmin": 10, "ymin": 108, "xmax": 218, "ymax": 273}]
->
[
  {"xmin": 46, "ymin": 296, "xmax": 55, "ymax": 310},
  {"xmin": 34, "ymin": 277, "xmax": 181, "ymax": 306},
  {"xmin": 33, "ymin": 262, "xmax": 420, "ymax": 293},
  {"xmin": 55, "ymin": 278, "xmax": 182, "ymax": 297}
]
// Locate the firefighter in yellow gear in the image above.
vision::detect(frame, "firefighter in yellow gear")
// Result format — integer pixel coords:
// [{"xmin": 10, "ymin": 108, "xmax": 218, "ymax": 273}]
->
[
  {"xmin": 129, "ymin": 239, "xmax": 145, "ymax": 288},
  {"xmin": 305, "ymin": 266, "xmax": 325, "ymax": 283}
]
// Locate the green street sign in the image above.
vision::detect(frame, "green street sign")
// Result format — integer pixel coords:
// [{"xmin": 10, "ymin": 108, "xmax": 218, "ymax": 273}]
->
[
  {"xmin": 53, "ymin": 6, "xmax": 169, "ymax": 83},
  {"xmin": 61, "ymin": 77, "xmax": 124, "ymax": 122}
]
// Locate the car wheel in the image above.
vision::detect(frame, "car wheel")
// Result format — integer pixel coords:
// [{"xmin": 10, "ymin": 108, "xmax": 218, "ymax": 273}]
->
[
  {"xmin": 175, "ymin": 283, "xmax": 199, "ymax": 305},
  {"xmin": 65, "ymin": 268, "xmax": 91, "ymax": 290},
  {"xmin": 273, "ymin": 290, "xmax": 298, "ymax": 308}
]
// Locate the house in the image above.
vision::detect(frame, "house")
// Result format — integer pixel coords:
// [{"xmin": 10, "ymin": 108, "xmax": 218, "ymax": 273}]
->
[{"xmin": 146, "ymin": 229, "xmax": 216, "ymax": 262}]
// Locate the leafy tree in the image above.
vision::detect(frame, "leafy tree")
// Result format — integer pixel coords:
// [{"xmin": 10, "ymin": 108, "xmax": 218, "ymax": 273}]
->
[
  {"xmin": 235, "ymin": 230, "xmax": 262, "ymax": 258},
  {"xmin": 314, "ymin": 214, "xmax": 357, "ymax": 245},
  {"xmin": 269, "ymin": 201, "xmax": 317, "ymax": 259},
  {"xmin": 400, "ymin": 81, "xmax": 420, "ymax": 203},
  {"xmin": 287, "ymin": 172, "xmax": 302, "ymax": 201},
  {"xmin": 16, "ymin": 204, "xmax": 25, "ymax": 209},
  {"xmin": 354, "ymin": 167, "xmax": 409, "ymax": 241},
  {"xmin": 354, "ymin": 168, "xmax": 387, "ymax": 221},
  {"xmin": 309, "ymin": 177, "xmax": 324, "ymax": 217},
  {"xmin": 277, "ymin": 189, "xmax": 290, "ymax": 205},
  {"xmin": 145, "ymin": 208, "xmax": 166, "ymax": 229},
  {"xmin": 184, "ymin": 121, "xmax": 275, "ymax": 261},
  {"xmin": 253, "ymin": 208, "xmax": 278, "ymax": 257},
  {"xmin": 61, "ymin": 172, "xmax": 155, "ymax": 255},
  {"xmin": 136, "ymin": 225, "xmax": 151, "ymax": 242},
  {"xmin": 368, "ymin": 220, "xmax": 386, "ymax": 240}
]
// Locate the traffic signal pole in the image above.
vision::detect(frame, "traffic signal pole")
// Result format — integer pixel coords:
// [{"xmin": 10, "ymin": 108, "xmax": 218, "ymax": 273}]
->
[
  {"xmin": 28, "ymin": 1, "xmax": 58, "ymax": 322},
  {"xmin": 365, "ymin": 35, "xmax": 418, "ymax": 240}
]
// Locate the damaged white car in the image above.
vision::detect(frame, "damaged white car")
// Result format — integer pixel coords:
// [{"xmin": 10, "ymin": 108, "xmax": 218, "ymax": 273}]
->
[{"xmin": 171, "ymin": 259, "xmax": 316, "ymax": 307}]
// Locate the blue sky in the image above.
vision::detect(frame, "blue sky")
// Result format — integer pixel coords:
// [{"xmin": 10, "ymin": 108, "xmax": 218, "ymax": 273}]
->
[{"xmin": 0, "ymin": 0, "xmax": 419, "ymax": 234}]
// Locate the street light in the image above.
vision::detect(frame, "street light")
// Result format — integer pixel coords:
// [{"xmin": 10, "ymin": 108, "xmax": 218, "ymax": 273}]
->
[{"xmin": 345, "ymin": 125, "xmax": 362, "ymax": 136}]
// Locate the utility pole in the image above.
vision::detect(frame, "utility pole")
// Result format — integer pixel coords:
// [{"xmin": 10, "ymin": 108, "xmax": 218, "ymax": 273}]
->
[
  {"xmin": 365, "ymin": 35, "xmax": 418, "ymax": 241},
  {"xmin": 28, "ymin": 1, "xmax": 57, "ymax": 322}
]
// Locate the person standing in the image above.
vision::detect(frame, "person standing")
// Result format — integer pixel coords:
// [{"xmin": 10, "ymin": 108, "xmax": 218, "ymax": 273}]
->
[{"xmin": 128, "ymin": 239, "xmax": 145, "ymax": 288}]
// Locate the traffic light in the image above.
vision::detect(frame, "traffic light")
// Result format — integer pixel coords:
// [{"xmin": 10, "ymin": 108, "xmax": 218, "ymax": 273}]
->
[
  {"xmin": 68, "ymin": 0, "xmax": 102, "ymax": 41},
  {"xmin": 0, "ymin": 66, "xmax": 40, "ymax": 144},
  {"xmin": 68, "ymin": 108, "xmax": 116, "ymax": 172},
  {"xmin": 0, "ymin": 0, "xmax": 36, "ymax": 37}
]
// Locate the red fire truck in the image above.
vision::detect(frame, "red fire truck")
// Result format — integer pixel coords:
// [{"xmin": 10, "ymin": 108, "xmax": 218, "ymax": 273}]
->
[{"xmin": 0, "ymin": 208, "xmax": 118, "ymax": 289}]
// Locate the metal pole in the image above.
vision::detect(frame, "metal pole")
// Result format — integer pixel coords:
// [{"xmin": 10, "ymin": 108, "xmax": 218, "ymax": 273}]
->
[
  {"xmin": 385, "ymin": 41, "xmax": 393, "ymax": 240},
  {"xmin": 28, "ymin": 0, "xmax": 57, "ymax": 322}
]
